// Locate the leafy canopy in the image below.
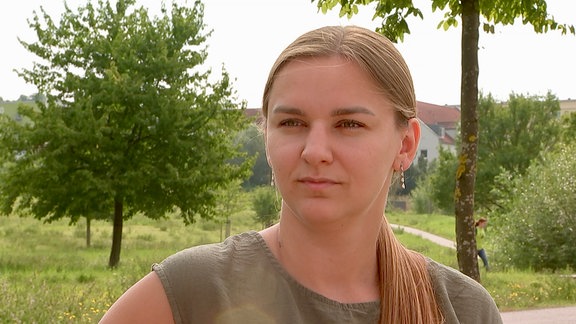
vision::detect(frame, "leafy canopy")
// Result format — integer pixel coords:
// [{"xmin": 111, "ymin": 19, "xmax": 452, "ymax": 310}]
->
[
  {"xmin": 426, "ymin": 93, "xmax": 562, "ymax": 213},
  {"xmin": 314, "ymin": 0, "xmax": 574, "ymax": 42},
  {"xmin": 0, "ymin": 0, "xmax": 252, "ymax": 224}
]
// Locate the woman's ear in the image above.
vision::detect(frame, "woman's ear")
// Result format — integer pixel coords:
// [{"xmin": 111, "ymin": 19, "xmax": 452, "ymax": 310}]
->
[{"xmin": 395, "ymin": 118, "xmax": 421, "ymax": 170}]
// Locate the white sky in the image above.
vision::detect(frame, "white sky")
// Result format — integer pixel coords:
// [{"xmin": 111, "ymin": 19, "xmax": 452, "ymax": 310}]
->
[{"xmin": 1, "ymin": 0, "xmax": 574, "ymax": 106}]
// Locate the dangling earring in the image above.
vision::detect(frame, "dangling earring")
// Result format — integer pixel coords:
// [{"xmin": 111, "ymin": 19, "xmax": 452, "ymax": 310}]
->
[
  {"xmin": 400, "ymin": 163, "xmax": 406, "ymax": 189},
  {"xmin": 270, "ymin": 172, "xmax": 275, "ymax": 187}
]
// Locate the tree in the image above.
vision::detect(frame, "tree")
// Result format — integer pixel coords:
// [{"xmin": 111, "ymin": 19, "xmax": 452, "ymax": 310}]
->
[
  {"xmin": 560, "ymin": 112, "xmax": 576, "ymax": 144},
  {"xmin": 428, "ymin": 93, "xmax": 562, "ymax": 214},
  {"xmin": 0, "ymin": 0, "xmax": 252, "ymax": 268},
  {"xmin": 490, "ymin": 142, "xmax": 576, "ymax": 270},
  {"xmin": 313, "ymin": 0, "xmax": 574, "ymax": 281},
  {"xmin": 476, "ymin": 92, "xmax": 560, "ymax": 212},
  {"xmin": 252, "ymin": 186, "xmax": 280, "ymax": 229},
  {"xmin": 428, "ymin": 147, "xmax": 458, "ymax": 213},
  {"xmin": 213, "ymin": 179, "xmax": 246, "ymax": 241},
  {"xmin": 236, "ymin": 123, "xmax": 272, "ymax": 189}
]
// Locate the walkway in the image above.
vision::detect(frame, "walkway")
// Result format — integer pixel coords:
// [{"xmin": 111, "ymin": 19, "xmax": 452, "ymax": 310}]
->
[
  {"xmin": 390, "ymin": 224, "xmax": 456, "ymax": 249},
  {"xmin": 500, "ymin": 306, "xmax": 576, "ymax": 323},
  {"xmin": 390, "ymin": 224, "xmax": 576, "ymax": 323}
]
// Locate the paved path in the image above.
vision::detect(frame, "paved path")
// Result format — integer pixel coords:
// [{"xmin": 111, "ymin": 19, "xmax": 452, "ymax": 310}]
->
[
  {"xmin": 390, "ymin": 224, "xmax": 456, "ymax": 249},
  {"xmin": 500, "ymin": 306, "xmax": 576, "ymax": 323},
  {"xmin": 390, "ymin": 224, "xmax": 576, "ymax": 323}
]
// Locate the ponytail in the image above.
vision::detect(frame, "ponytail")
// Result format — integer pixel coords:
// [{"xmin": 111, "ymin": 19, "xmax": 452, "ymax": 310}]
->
[{"xmin": 376, "ymin": 217, "xmax": 443, "ymax": 323}]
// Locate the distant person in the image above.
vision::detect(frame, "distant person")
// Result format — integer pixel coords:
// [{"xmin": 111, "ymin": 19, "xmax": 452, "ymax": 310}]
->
[
  {"xmin": 100, "ymin": 25, "xmax": 502, "ymax": 323},
  {"xmin": 476, "ymin": 217, "xmax": 490, "ymax": 271}
]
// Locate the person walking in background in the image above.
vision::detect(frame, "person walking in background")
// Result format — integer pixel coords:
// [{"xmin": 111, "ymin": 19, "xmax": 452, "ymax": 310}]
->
[
  {"xmin": 100, "ymin": 25, "xmax": 502, "ymax": 324},
  {"xmin": 476, "ymin": 217, "xmax": 490, "ymax": 271}
]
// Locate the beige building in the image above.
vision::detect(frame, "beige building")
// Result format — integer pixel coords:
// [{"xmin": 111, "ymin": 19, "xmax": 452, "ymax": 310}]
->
[{"xmin": 560, "ymin": 99, "xmax": 576, "ymax": 115}]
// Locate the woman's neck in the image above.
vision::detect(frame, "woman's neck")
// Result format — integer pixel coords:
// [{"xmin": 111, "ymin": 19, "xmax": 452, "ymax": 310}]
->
[{"xmin": 260, "ymin": 220, "xmax": 381, "ymax": 303}]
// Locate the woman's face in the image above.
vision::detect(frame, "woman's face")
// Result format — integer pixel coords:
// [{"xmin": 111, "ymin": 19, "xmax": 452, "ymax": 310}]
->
[{"xmin": 265, "ymin": 56, "xmax": 418, "ymax": 229}]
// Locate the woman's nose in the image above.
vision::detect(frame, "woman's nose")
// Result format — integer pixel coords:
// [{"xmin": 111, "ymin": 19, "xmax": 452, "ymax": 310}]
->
[{"xmin": 300, "ymin": 124, "xmax": 334, "ymax": 165}]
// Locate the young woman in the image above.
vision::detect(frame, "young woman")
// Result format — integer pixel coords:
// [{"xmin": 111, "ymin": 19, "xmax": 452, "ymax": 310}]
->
[{"xmin": 100, "ymin": 25, "xmax": 502, "ymax": 324}]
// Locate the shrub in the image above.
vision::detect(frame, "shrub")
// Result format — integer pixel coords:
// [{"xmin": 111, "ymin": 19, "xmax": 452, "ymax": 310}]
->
[{"xmin": 491, "ymin": 142, "xmax": 576, "ymax": 270}]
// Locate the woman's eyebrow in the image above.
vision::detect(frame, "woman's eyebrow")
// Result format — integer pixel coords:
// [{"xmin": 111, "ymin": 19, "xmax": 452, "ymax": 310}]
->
[
  {"xmin": 271, "ymin": 106, "xmax": 376, "ymax": 116},
  {"xmin": 332, "ymin": 107, "xmax": 375, "ymax": 116},
  {"xmin": 271, "ymin": 106, "xmax": 304, "ymax": 115}
]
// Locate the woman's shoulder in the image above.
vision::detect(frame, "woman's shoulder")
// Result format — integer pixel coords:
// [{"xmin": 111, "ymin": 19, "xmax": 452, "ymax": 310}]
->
[
  {"xmin": 427, "ymin": 259, "xmax": 503, "ymax": 324},
  {"xmin": 154, "ymin": 230, "xmax": 264, "ymax": 275}
]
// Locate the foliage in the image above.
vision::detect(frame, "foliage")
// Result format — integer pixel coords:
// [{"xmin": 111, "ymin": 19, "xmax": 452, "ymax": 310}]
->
[
  {"xmin": 424, "ymin": 93, "xmax": 561, "ymax": 214},
  {"xmin": 560, "ymin": 112, "xmax": 576, "ymax": 144},
  {"xmin": 0, "ymin": 0, "xmax": 252, "ymax": 267},
  {"xmin": 251, "ymin": 186, "xmax": 280, "ymax": 229},
  {"xmin": 476, "ymin": 92, "xmax": 560, "ymax": 212},
  {"xmin": 313, "ymin": 0, "xmax": 574, "ymax": 42},
  {"xmin": 490, "ymin": 142, "xmax": 576, "ymax": 271},
  {"xmin": 409, "ymin": 158, "xmax": 438, "ymax": 214},
  {"xmin": 236, "ymin": 123, "xmax": 272, "ymax": 188},
  {"xmin": 427, "ymin": 147, "xmax": 458, "ymax": 214}
]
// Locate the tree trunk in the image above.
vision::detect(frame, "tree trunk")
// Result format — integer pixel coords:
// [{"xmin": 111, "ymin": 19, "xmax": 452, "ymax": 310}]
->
[
  {"xmin": 225, "ymin": 218, "xmax": 231, "ymax": 239},
  {"xmin": 86, "ymin": 216, "xmax": 91, "ymax": 248},
  {"xmin": 456, "ymin": 0, "xmax": 481, "ymax": 283},
  {"xmin": 108, "ymin": 198, "xmax": 123, "ymax": 268}
]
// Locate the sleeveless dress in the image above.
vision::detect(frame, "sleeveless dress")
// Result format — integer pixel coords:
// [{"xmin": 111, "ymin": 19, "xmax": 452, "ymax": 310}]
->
[{"xmin": 152, "ymin": 231, "xmax": 502, "ymax": 324}]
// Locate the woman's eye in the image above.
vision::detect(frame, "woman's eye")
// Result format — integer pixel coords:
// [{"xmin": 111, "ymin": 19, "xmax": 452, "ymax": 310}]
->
[
  {"xmin": 338, "ymin": 120, "xmax": 364, "ymax": 129},
  {"xmin": 279, "ymin": 119, "xmax": 304, "ymax": 127}
]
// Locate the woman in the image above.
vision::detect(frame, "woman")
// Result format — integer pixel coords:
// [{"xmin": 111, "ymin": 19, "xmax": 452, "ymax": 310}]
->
[{"xmin": 100, "ymin": 25, "xmax": 502, "ymax": 324}]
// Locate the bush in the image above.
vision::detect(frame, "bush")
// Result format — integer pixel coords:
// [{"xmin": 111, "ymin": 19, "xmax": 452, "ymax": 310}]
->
[
  {"xmin": 491, "ymin": 142, "xmax": 576, "ymax": 270},
  {"xmin": 410, "ymin": 174, "xmax": 436, "ymax": 214},
  {"xmin": 251, "ymin": 186, "xmax": 280, "ymax": 229}
]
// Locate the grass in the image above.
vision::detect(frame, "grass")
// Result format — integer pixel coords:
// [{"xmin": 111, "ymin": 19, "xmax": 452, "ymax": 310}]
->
[
  {"xmin": 1, "ymin": 206, "xmax": 575, "ymax": 322},
  {"xmin": 387, "ymin": 212, "xmax": 457, "ymax": 241},
  {"xmin": 0, "ymin": 199, "xmax": 258, "ymax": 324}
]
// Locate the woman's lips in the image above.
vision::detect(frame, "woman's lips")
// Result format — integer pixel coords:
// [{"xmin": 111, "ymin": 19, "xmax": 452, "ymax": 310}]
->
[{"xmin": 298, "ymin": 177, "xmax": 339, "ymax": 190}]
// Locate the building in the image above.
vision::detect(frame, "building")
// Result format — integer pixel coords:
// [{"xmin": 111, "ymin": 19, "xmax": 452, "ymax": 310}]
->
[
  {"xmin": 415, "ymin": 102, "xmax": 460, "ymax": 164},
  {"xmin": 560, "ymin": 99, "xmax": 576, "ymax": 115}
]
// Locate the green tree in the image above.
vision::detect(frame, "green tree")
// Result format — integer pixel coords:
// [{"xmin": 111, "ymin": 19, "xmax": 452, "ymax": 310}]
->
[
  {"xmin": 252, "ymin": 186, "xmax": 280, "ymax": 229},
  {"xmin": 428, "ymin": 147, "xmax": 458, "ymax": 213},
  {"xmin": 213, "ymin": 180, "xmax": 245, "ymax": 241},
  {"xmin": 0, "ymin": 0, "xmax": 251, "ymax": 268},
  {"xmin": 560, "ymin": 112, "xmax": 576, "ymax": 144},
  {"xmin": 490, "ymin": 142, "xmax": 576, "ymax": 270},
  {"xmin": 476, "ymin": 92, "xmax": 560, "ymax": 212},
  {"xmin": 236, "ymin": 123, "xmax": 272, "ymax": 189},
  {"xmin": 312, "ymin": 0, "xmax": 573, "ymax": 281},
  {"xmin": 426, "ymin": 93, "xmax": 561, "ymax": 212}
]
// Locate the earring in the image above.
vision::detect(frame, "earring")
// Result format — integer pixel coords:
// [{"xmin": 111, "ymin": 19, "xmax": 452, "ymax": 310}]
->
[
  {"xmin": 400, "ymin": 163, "xmax": 405, "ymax": 189},
  {"xmin": 270, "ymin": 172, "xmax": 275, "ymax": 187}
]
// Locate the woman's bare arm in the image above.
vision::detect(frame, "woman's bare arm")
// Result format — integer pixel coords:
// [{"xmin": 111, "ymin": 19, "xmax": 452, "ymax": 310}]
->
[{"xmin": 99, "ymin": 271, "xmax": 174, "ymax": 324}]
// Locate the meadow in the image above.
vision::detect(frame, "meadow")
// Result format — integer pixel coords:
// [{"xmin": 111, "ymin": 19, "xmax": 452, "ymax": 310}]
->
[{"xmin": 1, "ymin": 199, "xmax": 575, "ymax": 323}]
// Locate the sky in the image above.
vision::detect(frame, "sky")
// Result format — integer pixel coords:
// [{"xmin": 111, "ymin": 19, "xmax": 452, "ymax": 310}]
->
[{"xmin": 1, "ymin": 0, "xmax": 575, "ymax": 107}]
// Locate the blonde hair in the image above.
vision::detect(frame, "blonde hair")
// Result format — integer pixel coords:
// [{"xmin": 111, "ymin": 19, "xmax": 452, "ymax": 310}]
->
[{"xmin": 262, "ymin": 25, "xmax": 442, "ymax": 323}]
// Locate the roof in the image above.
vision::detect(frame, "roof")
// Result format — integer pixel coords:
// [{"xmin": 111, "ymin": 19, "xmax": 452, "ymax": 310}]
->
[{"xmin": 416, "ymin": 101, "xmax": 460, "ymax": 127}]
